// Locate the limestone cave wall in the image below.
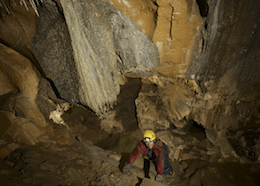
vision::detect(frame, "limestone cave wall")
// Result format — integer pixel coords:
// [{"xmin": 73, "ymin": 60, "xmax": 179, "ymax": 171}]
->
[
  {"xmin": 32, "ymin": 0, "xmax": 160, "ymax": 115},
  {"xmin": 0, "ymin": 0, "xmax": 260, "ymax": 185}
]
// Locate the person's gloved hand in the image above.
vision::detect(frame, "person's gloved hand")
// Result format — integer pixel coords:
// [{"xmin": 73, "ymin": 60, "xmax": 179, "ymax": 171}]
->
[
  {"xmin": 122, "ymin": 163, "xmax": 132, "ymax": 174},
  {"xmin": 155, "ymin": 174, "xmax": 163, "ymax": 183}
]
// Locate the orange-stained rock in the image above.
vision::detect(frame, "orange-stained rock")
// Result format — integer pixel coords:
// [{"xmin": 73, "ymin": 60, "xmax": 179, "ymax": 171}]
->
[
  {"xmin": 102, "ymin": 0, "xmax": 157, "ymax": 39},
  {"xmin": 103, "ymin": 0, "xmax": 203, "ymax": 77},
  {"xmin": 153, "ymin": 0, "xmax": 203, "ymax": 76}
]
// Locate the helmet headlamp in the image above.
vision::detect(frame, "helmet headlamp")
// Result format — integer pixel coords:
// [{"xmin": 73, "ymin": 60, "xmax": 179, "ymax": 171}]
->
[{"xmin": 144, "ymin": 137, "xmax": 152, "ymax": 142}]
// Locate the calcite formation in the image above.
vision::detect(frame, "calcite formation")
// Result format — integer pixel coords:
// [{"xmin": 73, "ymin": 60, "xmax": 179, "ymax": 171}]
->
[
  {"xmin": 60, "ymin": 0, "xmax": 120, "ymax": 115},
  {"xmin": 33, "ymin": 0, "xmax": 159, "ymax": 115}
]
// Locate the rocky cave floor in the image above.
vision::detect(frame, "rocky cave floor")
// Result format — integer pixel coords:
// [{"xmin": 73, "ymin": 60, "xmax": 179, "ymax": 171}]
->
[
  {"xmin": 1, "ymin": 108, "xmax": 260, "ymax": 186},
  {"xmin": 0, "ymin": 78, "xmax": 260, "ymax": 186}
]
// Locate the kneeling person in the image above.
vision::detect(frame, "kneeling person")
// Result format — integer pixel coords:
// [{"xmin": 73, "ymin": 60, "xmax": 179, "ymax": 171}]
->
[{"xmin": 122, "ymin": 130, "xmax": 172, "ymax": 183}]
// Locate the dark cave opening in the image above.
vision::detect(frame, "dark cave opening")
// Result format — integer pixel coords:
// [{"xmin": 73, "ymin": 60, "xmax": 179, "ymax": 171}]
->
[
  {"xmin": 196, "ymin": 0, "xmax": 209, "ymax": 17},
  {"xmin": 189, "ymin": 120, "xmax": 207, "ymax": 141},
  {"xmin": 114, "ymin": 77, "xmax": 142, "ymax": 132}
]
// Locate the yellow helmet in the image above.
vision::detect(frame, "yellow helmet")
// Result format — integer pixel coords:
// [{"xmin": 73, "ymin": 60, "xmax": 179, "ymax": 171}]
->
[{"xmin": 143, "ymin": 130, "xmax": 156, "ymax": 141}]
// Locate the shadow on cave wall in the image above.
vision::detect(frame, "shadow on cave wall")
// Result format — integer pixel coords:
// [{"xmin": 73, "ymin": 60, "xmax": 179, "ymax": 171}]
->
[{"xmin": 113, "ymin": 78, "xmax": 142, "ymax": 132}]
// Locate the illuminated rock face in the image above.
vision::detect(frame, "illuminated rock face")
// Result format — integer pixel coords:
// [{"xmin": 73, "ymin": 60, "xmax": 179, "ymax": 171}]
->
[
  {"xmin": 134, "ymin": 0, "xmax": 260, "ymax": 163},
  {"xmin": 152, "ymin": 0, "xmax": 204, "ymax": 77},
  {"xmin": 102, "ymin": 0, "xmax": 157, "ymax": 39},
  {"xmin": 104, "ymin": 0, "xmax": 204, "ymax": 77},
  {"xmin": 33, "ymin": 0, "xmax": 159, "ymax": 115},
  {"xmin": 60, "ymin": 0, "xmax": 120, "ymax": 115},
  {"xmin": 186, "ymin": 0, "xmax": 260, "ymax": 130}
]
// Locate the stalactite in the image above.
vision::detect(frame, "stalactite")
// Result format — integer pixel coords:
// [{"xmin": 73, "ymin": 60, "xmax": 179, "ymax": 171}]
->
[
  {"xmin": 0, "ymin": 0, "xmax": 41, "ymax": 17},
  {"xmin": 11, "ymin": 0, "xmax": 16, "ymax": 7},
  {"xmin": 1, "ymin": 0, "xmax": 11, "ymax": 14},
  {"xmin": 28, "ymin": 0, "xmax": 39, "ymax": 16},
  {"xmin": 21, "ymin": 0, "xmax": 29, "ymax": 11}
]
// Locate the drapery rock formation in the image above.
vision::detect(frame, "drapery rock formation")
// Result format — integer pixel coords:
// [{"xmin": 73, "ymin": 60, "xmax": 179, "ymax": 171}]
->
[
  {"xmin": 32, "ymin": 0, "xmax": 159, "ymax": 115},
  {"xmin": 0, "ymin": 0, "xmax": 260, "ymax": 185}
]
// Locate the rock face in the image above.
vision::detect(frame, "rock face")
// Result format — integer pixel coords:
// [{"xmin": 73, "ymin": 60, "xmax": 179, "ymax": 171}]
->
[
  {"xmin": 186, "ymin": 0, "xmax": 260, "ymax": 160},
  {"xmin": 103, "ymin": 0, "xmax": 204, "ymax": 77},
  {"xmin": 102, "ymin": 0, "xmax": 157, "ymax": 39},
  {"xmin": 136, "ymin": 75, "xmax": 197, "ymax": 132},
  {"xmin": 1, "ymin": 0, "xmax": 260, "ymax": 185},
  {"xmin": 135, "ymin": 0, "xmax": 260, "ymax": 164},
  {"xmin": 33, "ymin": 0, "xmax": 159, "ymax": 115},
  {"xmin": 32, "ymin": 0, "xmax": 80, "ymax": 103},
  {"xmin": 152, "ymin": 0, "xmax": 203, "ymax": 76},
  {"xmin": 188, "ymin": 0, "xmax": 260, "ymax": 100},
  {"xmin": 0, "ymin": 43, "xmax": 51, "ymax": 145},
  {"xmin": 0, "ymin": 0, "xmax": 36, "ymax": 63},
  {"xmin": 60, "ymin": 0, "xmax": 120, "ymax": 115}
]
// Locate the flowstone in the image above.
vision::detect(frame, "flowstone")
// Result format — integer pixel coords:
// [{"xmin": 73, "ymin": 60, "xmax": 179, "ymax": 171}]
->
[{"xmin": 33, "ymin": 0, "xmax": 159, "ymax": 115}]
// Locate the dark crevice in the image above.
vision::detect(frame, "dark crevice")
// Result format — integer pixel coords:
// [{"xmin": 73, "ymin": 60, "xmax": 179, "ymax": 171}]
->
[
  {"xmin": 204, "ymin": 22, "xmax": 208, "ymax": 30},
  {"xmin": 196, "ymin": 0, "xmax": 209, "ymax": 17},
  {"xmin": 193, "ymin": 122, "xmax": 206, "ymax": 132},
  {"xmin": 152, "ymin": 1, "xmax": 158, "ymax": 7},
  {"xmin": 151, "ymin": 0, "xmax": 158, "ymax": 31},
  {"xmin": 52, "ymin": 0, "xmax": 64, "ymax": 17},
  {"xmin": 135, "ymin": 177, "xmax": 143, "ymax": 186},
  {"xmin": 169, "ymin": 5, "xmax": 174, "ymax": 39},
  {"xmin": 45, "ymin": 78, "xmax": 61, "ymax": 98},
  {"xmin": 0, "ymin": 10, "xmax": 3, "ymax": 21},
  {"xmin": 201, "ymin": 37, "xmax": 205, "ymax": 52},
  {"xmin": 189, "ymin": 120, "xmax": 206, "ymax": 141}
]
